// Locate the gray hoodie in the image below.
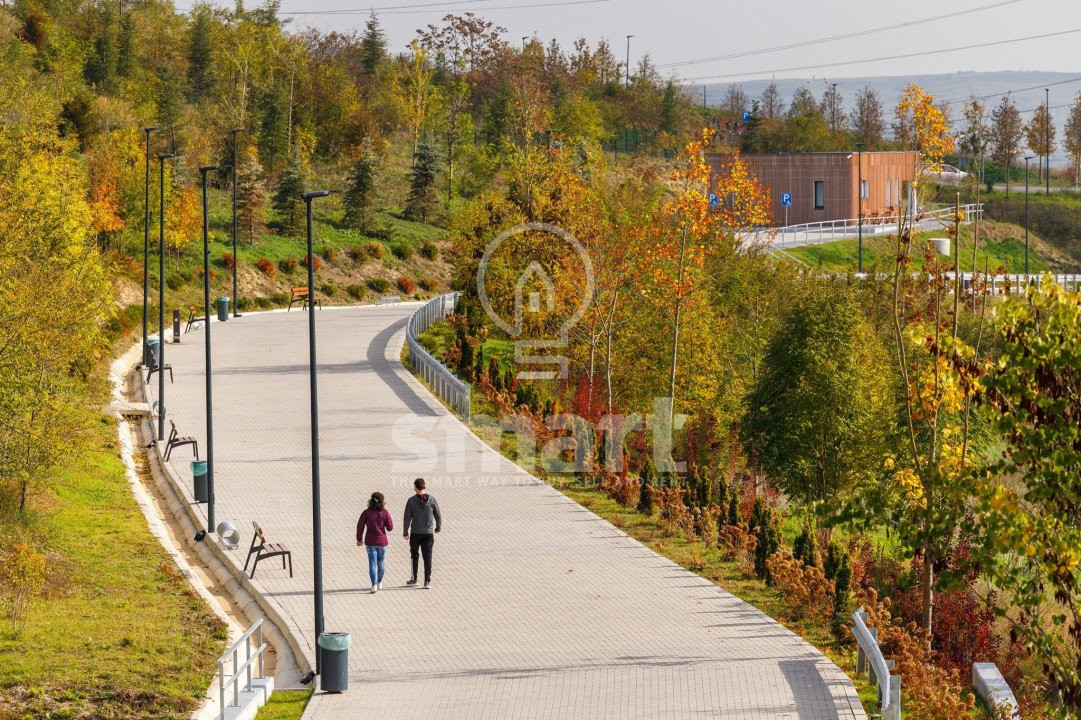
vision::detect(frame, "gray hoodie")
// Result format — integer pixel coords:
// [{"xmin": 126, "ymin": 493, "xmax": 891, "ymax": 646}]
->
[{"xmin": 403, "ymin": 493, "xmax": 442, "ymax": 535}]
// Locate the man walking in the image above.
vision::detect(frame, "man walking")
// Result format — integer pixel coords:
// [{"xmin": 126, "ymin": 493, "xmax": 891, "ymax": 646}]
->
[{"xmin": 403, "ymin": 477, "xmax": 441, "ymax": 589}]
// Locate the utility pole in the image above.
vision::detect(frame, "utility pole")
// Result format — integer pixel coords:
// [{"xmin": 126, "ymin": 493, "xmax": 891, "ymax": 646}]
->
[
  {"xmin": 857, "ymin": 142, "xmax": 864, "ymax": 274},
  {"xmin": 1045, "ymin": 88, "xmax": 1051, "ymax": 195},
  {"xmin": 625, "ymin": 35, "xmax": 633, "ymax": 88}
]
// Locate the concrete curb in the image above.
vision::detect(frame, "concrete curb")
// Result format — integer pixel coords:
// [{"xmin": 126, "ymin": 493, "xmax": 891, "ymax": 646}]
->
[{"xmin": 110, "ymin": 337, "xmax": 310, "ymax": 719}]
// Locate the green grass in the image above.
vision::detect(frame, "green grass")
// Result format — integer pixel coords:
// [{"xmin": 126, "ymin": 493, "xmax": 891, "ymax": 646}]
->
[
  {"xmin": 254, "ymin": 689, "xmax": 312, "ymax": 719},
  {"xmin": 787, "ymin": 221, "xmax": 1053, "ymax": 274},
  {"xmin": 0, "ymin": 415, "xmax": 227, "ymax": 719}
]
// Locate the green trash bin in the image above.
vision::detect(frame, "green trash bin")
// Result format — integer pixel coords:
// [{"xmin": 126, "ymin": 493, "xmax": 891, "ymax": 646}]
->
[
  {"xmin": 146, "ymin": 337, "xmax": 161, "ymax": 367},
  {"xmin": 216, "ymin": 297, "xmax": 230, "ymax": 322},
  {"xmin": 191, "ymin": 461, "xmax": 208, "ymax": 503},
  {"xmin": 318, "ymin": 632, "xmax": 350, "ymax": 693}
]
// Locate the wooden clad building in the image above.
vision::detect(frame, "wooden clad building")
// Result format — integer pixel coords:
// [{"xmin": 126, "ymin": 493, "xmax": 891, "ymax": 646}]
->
[{"xmin": 706, "ymin": 151, "xmax": 919, "ymax": 227}]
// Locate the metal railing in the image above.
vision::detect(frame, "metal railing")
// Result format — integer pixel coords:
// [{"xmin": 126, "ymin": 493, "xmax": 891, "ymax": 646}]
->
[
  {"xmin": 852, "ymin": 609, "xmax": 901, "ymax": 720},
  {"xmin": 218, "ymin": 619, "xmax": 267, "ymax": 720},
  {"xmin": 769, "ymin": 203, "xmax": 984, "ymax": 249},
  {"xmin": 845, "ymin": 272, "xmax": 1081, "ymax": 294},
  {"xmin": 406, "ymin": 292, "xmax": 471, "ymax": 421}
]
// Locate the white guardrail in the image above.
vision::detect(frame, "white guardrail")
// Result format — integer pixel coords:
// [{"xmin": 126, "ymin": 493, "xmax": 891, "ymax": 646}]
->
[
  {"xmin": 769, "ymin": 203, "xmax": 984, "ymax": 249},
  {"xmin": 218, "ymin": 619, "xmax": 267, "ymax": 720},
  {"xmin": 852, "ymin": 609, "xmax": 901, "ymax": 720},
  {"xmin": 407, "ymin": 292, "xmax": 471, "ymax": 421}
]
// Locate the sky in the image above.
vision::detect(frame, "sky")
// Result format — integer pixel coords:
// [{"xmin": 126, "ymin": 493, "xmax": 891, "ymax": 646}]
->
[{"xmin": 261, "ymin": 0, "xmax": 1081, "ymax": 82}]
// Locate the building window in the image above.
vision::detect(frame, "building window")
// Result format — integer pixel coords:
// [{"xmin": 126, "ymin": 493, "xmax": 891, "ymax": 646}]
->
[
  {"xmin": 860, "ymin": 180, "xmax": 869, "ymax": 199},
  {"xmin": 813, "ymin": 180, "xmax": 825, "ymax": 210}
]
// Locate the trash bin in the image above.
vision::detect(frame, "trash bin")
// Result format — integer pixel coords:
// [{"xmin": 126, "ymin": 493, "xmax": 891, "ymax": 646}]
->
[
  {"xmin": 146, "ymin": 337, "xmax": 160, "ymax": 367},
  {"xmin": 191, "ymin": 461, "xmax": 208, "ymax": 503},
  {"xmin": 318, "ymin": 632, "xmax": 350, "ymax": 693},
  {"xmin": 216, "ymin": 297, "xmax": 230, "ymax": 322}
]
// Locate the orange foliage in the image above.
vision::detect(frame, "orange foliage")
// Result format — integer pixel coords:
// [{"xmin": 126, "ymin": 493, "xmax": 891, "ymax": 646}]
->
[{"xmin": 766, "ymin": 551, "xmax": 834, "ymax": 621}]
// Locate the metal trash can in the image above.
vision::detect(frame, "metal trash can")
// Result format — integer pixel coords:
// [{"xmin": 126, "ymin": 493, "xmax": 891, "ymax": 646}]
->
[
  {"xmin": 146, "ymin": 337, "xmax": 161, "ymax": 367},
  {"xmin": 191, "ymin": 461, "xmax": 208, "ymax": 503},
  {"xmin": 216, "ymin": 297, "xmax": 230, "ymax": 322},
  {"xmin": 318, "ymin": 632, "xmax": 350, "ymax": 693}
]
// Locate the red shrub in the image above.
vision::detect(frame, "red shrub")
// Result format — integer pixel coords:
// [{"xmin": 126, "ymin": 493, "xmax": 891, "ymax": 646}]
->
[
  {"xmin": 396, "ymin": 275, "xmax": 417, "ymax": 295},
  {"xmin": 256, "ymin": 258, "xmax": 276, "ymax": 277},
  {"xmin": 300, "ymin": 255, "xmax": 323, "ymax": 271},
  {"xmin": 220, "ymin": 252, "xmax": 235, "ymax": 270},
  {"xmin": 195, "ymin": 267, "xmax": 218, "ymax": 281}
]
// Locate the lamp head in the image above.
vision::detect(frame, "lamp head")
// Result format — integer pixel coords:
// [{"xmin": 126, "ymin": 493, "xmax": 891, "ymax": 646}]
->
[
  {"xmin": 145, "ymin": 126, "xmax": 159, "ymax": 133},
  {"xmin": 302, "ymin": 190, "xmax": 339, "ymax": 200},
  {"xmin": 158, "ymin": 152, "xmax": 180, "ymax": 160},
  {"xmin": 200, "ymin": 165, "xmax": 222, "ymax": 173}
]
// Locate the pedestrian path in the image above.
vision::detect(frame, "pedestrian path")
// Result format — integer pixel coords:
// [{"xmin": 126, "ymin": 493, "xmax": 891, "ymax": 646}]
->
[{"xmin": 149, "ymin": 305, "xmax": 865, "ymax": 720}]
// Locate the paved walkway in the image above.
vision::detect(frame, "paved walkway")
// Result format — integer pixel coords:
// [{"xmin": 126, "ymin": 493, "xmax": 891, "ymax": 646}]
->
[{"xmin": 148, "ymin": 305, "xmax": 865, "ymax": 720}]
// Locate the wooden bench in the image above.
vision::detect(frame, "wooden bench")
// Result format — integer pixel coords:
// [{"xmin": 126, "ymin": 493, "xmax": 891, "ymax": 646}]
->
[
  {"xmin": 164, "ymin": 419, "xmax": 199, "ymax": 461},
  {"xmin": 185, "ymin": 304, "xmax": 205, "ymax": 333},
  {"xmin": 243, "ymin": 522, "xmax": 293, "ymax": 579},
  {"xmin": 288, "ymin": 286, "xmax": 321, "ymax": 311}
]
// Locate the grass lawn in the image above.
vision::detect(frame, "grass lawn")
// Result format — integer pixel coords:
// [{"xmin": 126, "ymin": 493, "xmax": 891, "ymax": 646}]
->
[
  {"xmin": 0, "ymin": 413, "xmax": 227, "ymax": 719},
  {"xmin": 787, "ymin": 221, "xmax": 1054, "ymax": 274},
  {"xmin": 254, "ymin": 689, "xmax": 312, "ymax": 720}
]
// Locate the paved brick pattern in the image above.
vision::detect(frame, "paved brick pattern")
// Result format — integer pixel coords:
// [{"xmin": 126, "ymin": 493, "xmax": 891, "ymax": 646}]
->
[{"xmin": 148, "ymin": 306, "xmax": 865, "ymax": 720}]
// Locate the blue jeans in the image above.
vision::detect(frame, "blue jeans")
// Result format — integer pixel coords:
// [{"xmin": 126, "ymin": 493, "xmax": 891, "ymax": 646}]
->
[{"xmin": 366, "ymin": 545, "xmax": 386, "ymax": 586}]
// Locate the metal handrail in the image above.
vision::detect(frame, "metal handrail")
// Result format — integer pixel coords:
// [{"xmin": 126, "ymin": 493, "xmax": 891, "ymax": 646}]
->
[
  {"xmin": 406, "ymin": 292, "xmax": 471, "ymax": 421},
  {"xmin": 769, "ymin": 202, "xmax": 984, "ymax": 249},
  {"xmin": 852, "ymin": 609, "xmax": 901, "ymax": 720},
  {"xmin": 218, "ymin": 618, "xmax": 266, "ymax": 720}
]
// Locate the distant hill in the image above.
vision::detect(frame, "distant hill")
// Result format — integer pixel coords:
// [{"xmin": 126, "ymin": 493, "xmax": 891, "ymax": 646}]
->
[{"xmin": 700, "ymin": 71, "xmax": 1081, "ymax": 164}]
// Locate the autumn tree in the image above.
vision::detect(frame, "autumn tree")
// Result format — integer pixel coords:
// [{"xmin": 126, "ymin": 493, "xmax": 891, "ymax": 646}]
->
[
  {"xmin": 236, "ymin": 144, "xmax": 268, "ymax": 243},
  {"xmin": 1065, "ymin": 91, "xmax": 1081, "ymax": 184},
  {"xmin": 1025, "ymin": 101, "xmax": 1057, "ymax": 184},
  {"xmin": 723, "ymin": 85, "xmax": 747, "ymax": 115},
  {"xmin": 990, "ymin": 95, "xmax": 1023, "ymax": 196},
  {"xmin": 760, "ymin": 83, "xmax": 785, "ymax": 119},
  {"xmin": 850, "ymin": 86, "xmax": 885, "ymax": 149},
  {"xmin": 893, "ymin": 83, "xmax": 953, "ymax": 169},
  {"xmin": 397, "ymin": 41, "xmax": 440, "ymax": 165},
  {"xmin": 821, "ymin": 83, "xmax": 846, "ymax": 135}
]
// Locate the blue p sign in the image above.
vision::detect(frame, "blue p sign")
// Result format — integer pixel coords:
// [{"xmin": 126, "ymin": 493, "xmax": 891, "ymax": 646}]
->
[
  {"xmin": 709, "ymin": 192, "xmax": 719, "ymax": 207},
  {"xmin": 781, "ymin": 192, "xmax": 792, "ymax": 207},
  {"xmin": 741, "ymin": 111, "xmax": 751, "ymax": 123}
]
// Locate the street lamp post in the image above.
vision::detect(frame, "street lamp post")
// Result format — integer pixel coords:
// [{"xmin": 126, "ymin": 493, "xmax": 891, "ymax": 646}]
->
[
  {"xmin": 231, "ymin": 129, "xmax": 242, "ymax": 317},
  {"xmin": 1024, "ymin": 155, "xmax": 1034, "ymax": 278},
  {"xmin": 200, "ymin": 165, "xmax": 221, "ymax": 531},
  {"xmin": 157, "ymin": 152, "xmax": 179, "ymax": 441},
  {"xmin": 301, "ymin": 189, "xmax": 336, "ymax": 682},
  {"xmin": 857, "ymin": 141, "xmax": 864, "ymax": 274},
  {"xmin": 142, "ymin": 127, "xmax": 158, "ymax": 366},
  {"xmin": 1045, "ymin": 88, "xmax": 1051, "ymax": 196},
  {"xmin": 625, "ymin": 35, "xmax": 633, "ymax": 88}
]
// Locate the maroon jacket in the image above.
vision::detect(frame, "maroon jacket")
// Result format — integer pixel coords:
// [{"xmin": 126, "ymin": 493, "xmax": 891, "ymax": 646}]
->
[{"xmin": 357, "ymin": 508, "xmax": 394, "ymax": 547}]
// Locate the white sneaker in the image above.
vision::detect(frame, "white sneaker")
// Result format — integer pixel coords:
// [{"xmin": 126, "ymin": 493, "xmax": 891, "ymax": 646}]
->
[
  {"xmin": 377, "ymin": 582, "xmax": 383, "ymax": 590},
  {"xmin": 423, "ymin": 581, "xmax": 431, "ymax": 589},
  {"xmin": 370, "ymin": 585, "xmax": 378, "ymax": 594}
]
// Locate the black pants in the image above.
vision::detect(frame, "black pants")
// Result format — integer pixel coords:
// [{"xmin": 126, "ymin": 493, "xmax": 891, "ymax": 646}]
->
[{"xmin": 410, "ymin": 533, "xmax": 434, "ymax": 583}]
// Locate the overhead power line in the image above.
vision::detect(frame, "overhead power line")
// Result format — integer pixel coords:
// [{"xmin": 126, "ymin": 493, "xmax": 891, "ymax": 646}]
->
[
  {"xmin": 942, "ymin": 76, "xmax": 1081, "ymax": 106},
  {"xmin": 680, "ymin": 27, "xmax": 1081, "ymax": 84},
  {"xmin": 280, "ymin": 0, "xmax": 609, "ymax": 14},
  {"xmin": 658, "ymin": 0, "xmax": 1020, "ymax": 69}
]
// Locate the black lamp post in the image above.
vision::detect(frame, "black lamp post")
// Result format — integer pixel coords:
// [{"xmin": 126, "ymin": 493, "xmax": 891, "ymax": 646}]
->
[
  {"xmin": 200, "ymin": 165, "xmax": 221, "ymax": 531},
  {"xmin": 231, "ymin": 129, "xmax": 242, "ymax": 317},
  {"xmin": 1024, "ymin": 155, "xmax": 1034, "ymax": 277},
  {"xmin": 1045, "ymin": 88, "xmax": 1051, "ymax": 196},
  {"xmin": 857, "ymin": 141, "xmax": 864, "ymax": 274},
  {"xmin": 302, "ymin": 189, "xmax": 337, "ymax": 681},
  {"xmin": 142, "ymin": 127, "xmax": 158, "ymax": 367},
  {"xmin": 157, "ymin": 152, "xmax": 179, "ymax": 441},
  {"xmin": 625, "ymin": 35, "xmax": 633, "ymax": 88}
]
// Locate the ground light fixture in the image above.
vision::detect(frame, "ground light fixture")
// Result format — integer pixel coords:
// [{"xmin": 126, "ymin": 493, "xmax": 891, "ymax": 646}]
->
[
  {"xmin": 157, "ymin": 152, "xmax": 180, "ymax": 441},
  {"xmin": 200, "ymin": 164, "xmax": 221, "ymax": 532},
  {"xmin": 301, "ymin": 189, "xmax": 339, "ymax": 683}
]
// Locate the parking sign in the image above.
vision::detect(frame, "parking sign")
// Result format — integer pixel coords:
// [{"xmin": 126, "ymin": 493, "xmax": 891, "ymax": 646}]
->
[
  {"xmin": 781, "ymin": 192, "xmax": 792, "ymax": 207},
  {"xmin": 741, "ymin": 111, "xmax": 751, "ymax": 123},
  {"xmin": 708, "ymin": 192, "xmax": 719, "ymax": 207}
]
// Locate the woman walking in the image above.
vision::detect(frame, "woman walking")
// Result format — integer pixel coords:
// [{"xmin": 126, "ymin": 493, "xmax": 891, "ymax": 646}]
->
[{"xmin": 357, "ymin": 492, "xmax": 393, "ymax": 593}]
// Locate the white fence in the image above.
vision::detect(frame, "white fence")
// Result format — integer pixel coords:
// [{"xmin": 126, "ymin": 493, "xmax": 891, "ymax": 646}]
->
[
  {"xmin": 407, "ymin": 292, "xmax": 471, "ymax": 421},
  {"xmin": 769, "ymin": 203, "xmax": 984, "ymax": 249},
  {"xmin": 852, "ymin": 609, "xmax": 901, "ymax": 720},
  {"xmin": 218, "ymin": 619, "xmax": 267, "ymax": 720}
]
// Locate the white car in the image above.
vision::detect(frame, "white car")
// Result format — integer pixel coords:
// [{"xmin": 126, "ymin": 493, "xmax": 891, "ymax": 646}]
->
[{"xmin": 924, "ymin": 164, "xmax": 968, "ymax": 186}]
